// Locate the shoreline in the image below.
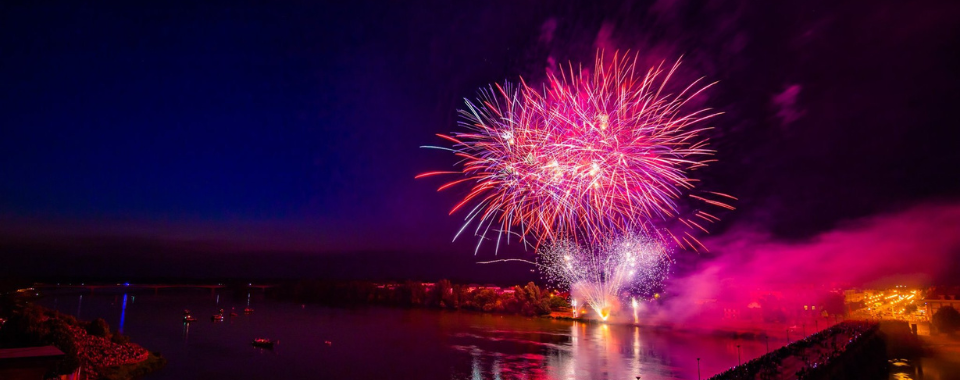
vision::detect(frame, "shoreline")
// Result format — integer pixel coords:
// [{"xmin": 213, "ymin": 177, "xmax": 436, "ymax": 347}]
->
[
  {"xmin": 539, "ymin": 312, "xmax": 848, "ymax": 343},
  {"xmin": 0, "ymin": 302, "xmax": 167, "ymax": 380},
  {"xmin": 35, "ymin": 287, "xmax": 838, "ymax": 343}
]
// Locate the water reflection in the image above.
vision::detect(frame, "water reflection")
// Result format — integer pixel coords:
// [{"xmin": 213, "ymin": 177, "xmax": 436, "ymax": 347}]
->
[
  {"xmin": 40, "ymin": 292, "xmax": 774, "ymax": 380},
  {"xmin": 450, "ymin": 319, "xmax": 769, "ymax": 380},
  {"xmin": 119, "ymin": 293, "xmax": 128, "ymax": 333},
  {"xmin": 470, "ymin": 347, "xmax": 481, "ymax": 380}
]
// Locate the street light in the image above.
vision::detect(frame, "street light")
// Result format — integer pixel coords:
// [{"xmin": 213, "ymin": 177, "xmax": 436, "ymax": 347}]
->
[
  {"xmin": 765, "ymin": 335, "xmax": 769, "ymax": 353},
  {"xmin": 786, "ymin": 328, "xmax": 791, "ymax": 343},
  {"xmin": 736, "ymin": 344, "xmax": 741, "ymax": 366},
  {"xmin": 697, "ymin": 358, "xmax": 701, "ymax": 380}
]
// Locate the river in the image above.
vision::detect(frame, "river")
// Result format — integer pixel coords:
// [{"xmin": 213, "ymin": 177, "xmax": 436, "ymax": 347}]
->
[{"xmin": 39, "ymin": 288, "xmax": 775, "ymax": 380}]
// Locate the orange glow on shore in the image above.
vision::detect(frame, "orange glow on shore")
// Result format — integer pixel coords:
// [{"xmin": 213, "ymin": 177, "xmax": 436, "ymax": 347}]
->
[{"xmin": 598, "ymin": 308, "xmax": 610, "ymax": 321}]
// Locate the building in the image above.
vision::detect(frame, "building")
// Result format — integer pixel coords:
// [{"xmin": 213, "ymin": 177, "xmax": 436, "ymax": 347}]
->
[
  {"xmin": 925, "ymin": 286, "xmax": 960, "ymax": 320},
  {"xmin": 844, "ymin": 289, "xmax": 865, "ymax": 303},
  {"xmin": 0, "ymin": 346, "xmax": 65, "ymax": 380}
]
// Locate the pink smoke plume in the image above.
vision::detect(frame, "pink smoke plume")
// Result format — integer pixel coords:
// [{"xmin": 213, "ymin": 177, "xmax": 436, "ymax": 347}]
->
[{"xmin": 648, "ymin": 202, "xmax": 960, "ymax": 323}]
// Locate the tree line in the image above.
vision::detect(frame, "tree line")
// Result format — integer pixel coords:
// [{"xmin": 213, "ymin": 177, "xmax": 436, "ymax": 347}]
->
[{"xmin": 267, "ymin": 280, "xmax": 570, "ymax": 317}]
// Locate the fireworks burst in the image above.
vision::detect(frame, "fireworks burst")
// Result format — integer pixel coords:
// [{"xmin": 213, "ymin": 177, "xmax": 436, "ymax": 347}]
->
[
  {"xmin": 419, "ymin": 51, "xmax": 733, "ymax": 252},
  {"xmin": 538, "ymin": 233, "xmax": 670, "ymax": 320}
]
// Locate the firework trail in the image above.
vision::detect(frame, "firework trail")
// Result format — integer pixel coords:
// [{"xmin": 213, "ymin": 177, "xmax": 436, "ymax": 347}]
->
[{"xmin": 419, "ymin": 51, "xmax": 733, "ymax": 252}]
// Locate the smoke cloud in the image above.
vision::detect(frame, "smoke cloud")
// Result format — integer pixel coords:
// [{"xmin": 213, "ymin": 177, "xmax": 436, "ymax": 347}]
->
[{"xmin": 649, "ymin": 202, "xmax": 960, "ymax": 323}]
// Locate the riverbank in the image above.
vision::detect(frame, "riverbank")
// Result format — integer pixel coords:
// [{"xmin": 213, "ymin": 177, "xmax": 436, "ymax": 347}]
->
[
  {"xmin": 267, "ymin": 279, "xmax": 567, "ymax": 318},
  {"xmin": 704, "ymin": 321, "xmax": 884, "ymax": 380},
  {"xmin": 0, "ymin": 304, "xmax": 166, "ymax": 379},
  {"xmin": 542, "ymin": 311, "xmax": 846, "ymax": 345},
  {"xmin": 100, "ymin": 352, "xmax": 167, "ymax": 380},
  {"xmin": 33, "ymin": 290, "xmax": 774, "ymax": 379}
]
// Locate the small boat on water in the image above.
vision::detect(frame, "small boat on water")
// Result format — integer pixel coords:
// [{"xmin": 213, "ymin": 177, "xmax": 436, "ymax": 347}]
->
[
  {"xmin": 243, "ymin": 307, "xmax": 255, "ymax": 314},
  {"xmin": 183, "ymin": 315, "xmax": 197, "ymax": 322},
  {"xmin": 211, "ymin": 314, "xmax": 224, "ymax": 322},
  {"xmin": 252, "ymin": 338, "xmax": 275, "ymax": 349},
  {"xmin": 229, "ymin": 312, "xmax": 238, "ymax": 317}
]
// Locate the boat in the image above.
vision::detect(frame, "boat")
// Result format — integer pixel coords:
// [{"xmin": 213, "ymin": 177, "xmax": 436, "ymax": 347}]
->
[
  {"xmin": 229, "ymin": 312, "xmax": 238, "ymax": 317},
  {"xmin": 243, "ymin": 307, "xmax": 254, "ymax": 314},
  {"xmin": 211, "ymin": 314, "xmax": 224, "ymax": 322},
  {"xmin": 251, "ymin": 338, "xmax": 275, "ymax": 349},
  {"xmin": 183, "ymin": 315, "xmax": 197, "ymax": 322}
]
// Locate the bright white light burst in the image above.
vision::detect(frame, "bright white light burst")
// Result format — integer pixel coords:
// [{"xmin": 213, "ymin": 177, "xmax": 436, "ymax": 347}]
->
[{"xmin": 539, "ymin": 233, "xmax": 670, "ymax": 320}]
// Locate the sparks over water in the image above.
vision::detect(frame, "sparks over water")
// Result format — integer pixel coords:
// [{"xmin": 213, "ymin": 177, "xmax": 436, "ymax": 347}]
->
[
  {"xmin": 538, "ymin": 233, "xmax": 670, "ymax": 320},
  {"xmin": 419, "ymin": 51, "xmax": 733, "ymax": 252}
]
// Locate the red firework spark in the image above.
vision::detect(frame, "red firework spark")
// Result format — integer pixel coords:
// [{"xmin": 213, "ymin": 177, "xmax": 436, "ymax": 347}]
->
[{"xmin": 419, "ymin": 51, "xmax": 734, "ymax": 252}]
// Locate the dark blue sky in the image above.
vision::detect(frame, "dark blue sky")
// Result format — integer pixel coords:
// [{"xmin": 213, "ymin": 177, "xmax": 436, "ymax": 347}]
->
[{"xmin": 2, "ymin": 0, "xmax": 959, "ymax": 281}]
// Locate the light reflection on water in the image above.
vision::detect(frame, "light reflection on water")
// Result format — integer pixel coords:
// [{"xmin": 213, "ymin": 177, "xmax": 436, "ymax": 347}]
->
[
  {"xmin": 41, "ymin": 290, "xmax": 772, "ymax": 380},
  {"xmin": 444, "ymin": 315, "xmax": 767, "ymax": 379},
  {"xmin": 119, "ymin": 294, "xmax": 128, "ymax": 333}
]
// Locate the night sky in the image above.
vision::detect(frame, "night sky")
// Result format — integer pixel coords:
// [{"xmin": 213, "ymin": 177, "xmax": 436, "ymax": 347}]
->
[{"xmin": 2, "ymin": 1, "xmax": 959, "ymax": 282}]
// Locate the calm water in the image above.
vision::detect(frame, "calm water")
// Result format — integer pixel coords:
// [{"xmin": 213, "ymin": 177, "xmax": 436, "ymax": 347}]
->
[{"xmin": 40, "ymin": 289, "xmax": 775, "ymax": 380}]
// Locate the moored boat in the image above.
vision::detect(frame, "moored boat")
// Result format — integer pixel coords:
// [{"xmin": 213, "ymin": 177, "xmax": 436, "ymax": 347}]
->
[{"xmin": 251, "ymin": 338, "xmax": 275, "ymax": 348}]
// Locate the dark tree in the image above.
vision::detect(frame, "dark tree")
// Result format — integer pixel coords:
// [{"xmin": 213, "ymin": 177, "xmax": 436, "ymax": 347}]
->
[
  {"xmin": 548, "ymin": 295, "xmax": 570, "ymax": 309},
  {"xmin": 433, "ymin": 279, "xmax": 453, "ymax": 308},
  {"xmin": 111, "ymin": 333, "xmax": 131, "ymax": 344},
  {"xmin": 474, "ymin": 289, "xmax": 501, "ymax": 312},
  {"xmin": 0, "ymin": 305, "xmax": 47, "ymax": 347},
  {"xmin": 932, "ymin": 306, "xmax": 960, "ymax": 334},
  {"xmin": 86, "ymin": 318, "xmax": 111, "ymax": 338},
  {"xmin": 45, "ymin": 319, "xmax": 80, "ymax": 376}
]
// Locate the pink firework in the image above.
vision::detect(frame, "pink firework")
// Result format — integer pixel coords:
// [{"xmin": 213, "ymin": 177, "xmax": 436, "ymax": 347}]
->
[{"xmin": 419, "ymin": 51, "xmax": 734, "ymax": 252}]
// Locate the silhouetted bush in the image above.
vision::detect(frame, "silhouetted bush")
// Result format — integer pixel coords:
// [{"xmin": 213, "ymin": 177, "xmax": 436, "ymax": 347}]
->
[
  {"xmin": 111, "ymin": 333, "xmax": 131, "ymax": 345},
  {"xmin": 86, "ymin": 317, "xmax": 111, "ymax": 338}
]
